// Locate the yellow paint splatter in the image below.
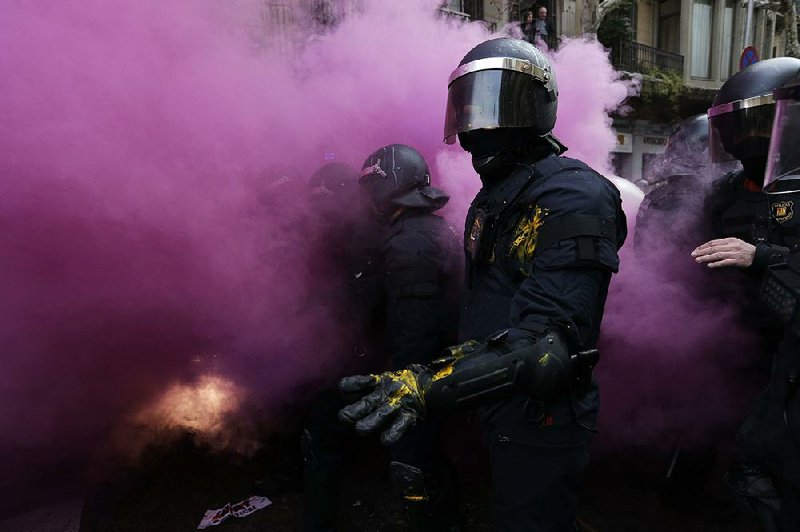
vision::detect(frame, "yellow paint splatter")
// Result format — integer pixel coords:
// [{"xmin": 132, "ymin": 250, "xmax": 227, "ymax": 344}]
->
[
  {"xmin": 386, "ymin": 369, "xmax": 425, "ymax": 407},
  {"xmin": 432, "ymin": 364, "xmax": 454, "ymax": 381},
  {"xmin": 510, "ymin": 206, "xmax": 547, "ymax": 264}
]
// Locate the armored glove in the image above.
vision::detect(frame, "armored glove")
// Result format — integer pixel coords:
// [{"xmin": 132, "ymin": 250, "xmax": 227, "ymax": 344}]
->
[
  {"xmin": 338, "ymin": 341, "xmax": 482, "ymax": 445},
  {"xmin": 339, "ymin": 333, "xmax": 575, "ymax": 445},
  {"xmin": 339, "ymin": 365, "xmax": 432, "ymax": 445}
]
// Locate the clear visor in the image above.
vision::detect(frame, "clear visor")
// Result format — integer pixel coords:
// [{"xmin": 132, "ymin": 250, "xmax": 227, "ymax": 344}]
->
[
  {"xmin": 764, "ymin": 98, "xmax": 800, "ymax": 193},
  {"xmin": 443, "ymin": 69, "xmax": 538, "ymax": 144},
  {"xmin": 708, "ymin": 100, "xmax": 775, "ymax": 163}
]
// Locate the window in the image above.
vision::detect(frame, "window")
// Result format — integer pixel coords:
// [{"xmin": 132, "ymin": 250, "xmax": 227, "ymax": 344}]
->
[
  {"xmin": 658, "ymin": 0, "xmax": 681, "ymax": 54},
  {"xmin": 463, "ymin": 0, "xmax": 483, "ymax": 19},
  {"xmin": 611, "ymin": 153, "xmax": 633, "ymax": 181},
  {"xmin": 763, "ymin": 14, "xmax": 774, "ymax": 60},
  {"xmin": 446, "ymin": 0, "xmax": 464, "ymax": 12},
  {"xmin": 720, "ymin": 1, "xmax": 735, "ymax": 78},
  {"xmin": 690, "ymin": 0, "xmax": 713, "ymax": 78}
]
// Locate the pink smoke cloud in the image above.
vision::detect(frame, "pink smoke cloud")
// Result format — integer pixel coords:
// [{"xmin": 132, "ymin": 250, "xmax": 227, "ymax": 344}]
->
[
  {"xmin": 597, "ymin": 225, "xmax": 762, "ymax": 451},
  {"xmin": 0, "ymin": 0, "xmax": 637, "ymax": 506}
]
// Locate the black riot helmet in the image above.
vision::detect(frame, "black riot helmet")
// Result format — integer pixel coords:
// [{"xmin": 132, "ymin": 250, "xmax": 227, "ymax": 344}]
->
[
  {"xmin": 664, "ymin": 113, "xmax": 709, "ymax": 163},
  {"xmin": 444, "ymin": 38, "xmax": 558, "ymax": 144},
  {"xmin": 360, "ymin": 144, "xmax": 449, "ymax": 220},
  {"xmin": 308, "ymin": 162, "xmax": 359, "ymax": 197},
  {"xmin": 307, "ymin": 162, "xmax": 360, "ymax": 219},
  {"xmin": 708, "ymin": 57, "xmax": 800, "ymax": 180},
  {"xmin": 648, "ymin": 114, "xmax": 710, "ymax": 182},
  {"xmin": 764, "ymin": 69, "xmax": 800, "ymax": 194},
  {"xmin": 257, "ymin": 163, "xmax": 305, "ymax": 205}
]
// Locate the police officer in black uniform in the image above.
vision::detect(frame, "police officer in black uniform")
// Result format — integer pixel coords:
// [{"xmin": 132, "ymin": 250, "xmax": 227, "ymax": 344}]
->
[
  {"xmin": 303, "ymin": 148, "xmax": 460, "ymax": 532},
  {"xmin": 339, "ymin": 38, "xmax": 627, "ymax": 531},
  {"xmin": 634, "ymin": 114, "xmax": 718, "ymax": 255},
  {"xmin": 689, "ymin": 58, "xmax": 800, "ymax": 531},
  {"xmin": 301, "ymin": 162, "xmax": 371, "ymax": 532},
  {"xmin": 693, "ymin": 58, "xmax": 800, "ymax": 274},
  {"xmin": 757, "ymin": 68, "xmax": 800, "ymax": 530},
  {"xmin": 648, "ymin": 113, "xmax": 713, "ymax": 187},
  {"xmin": 691, "ymin": 59, "xmax": 800, "ymax": 364},
  {"xmin": 689, "ymin": 59, "xmax": 800, "ymax": 364}
]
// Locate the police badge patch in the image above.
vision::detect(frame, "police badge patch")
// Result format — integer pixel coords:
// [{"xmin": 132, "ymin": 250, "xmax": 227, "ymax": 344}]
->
[{"xmin": 771, "ymin": 200, "xmax": 794, "ymax": 224}]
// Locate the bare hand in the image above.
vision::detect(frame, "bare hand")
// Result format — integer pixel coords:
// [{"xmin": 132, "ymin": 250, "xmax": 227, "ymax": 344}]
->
[{"xmin": 691, "ymin": 238, "xmax": 756, "ymax": 269}]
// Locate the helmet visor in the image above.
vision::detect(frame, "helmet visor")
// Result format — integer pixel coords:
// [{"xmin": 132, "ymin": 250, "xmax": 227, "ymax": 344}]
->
[
  {"xmin": 764, "ymin": 97, "xmax": 800, "ymax": 193},
  {"xmin": 708, "ymin": 95, "xmax": 775, "ymax": 163},
  {"xmin": 444, "ymin": 69, "xmax": 538, "ymax": 144}
]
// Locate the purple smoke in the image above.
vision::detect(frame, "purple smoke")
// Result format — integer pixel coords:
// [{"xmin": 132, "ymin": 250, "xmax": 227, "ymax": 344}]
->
[{"xmin": 0, "ymin": 0, "xmax": 639, "ymax": 505}]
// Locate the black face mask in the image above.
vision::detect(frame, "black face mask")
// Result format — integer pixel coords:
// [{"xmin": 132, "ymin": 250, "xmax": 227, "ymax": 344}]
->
[
  {"xmin": 459, "ymin": 129, "xmax": 527, "ymax": 182},
  {"xmin": 459, "ymin": 129, "xmax": 566, "ymax": 182},
  {"xmin": 741, "ymin": 156, "xmax": 768, "ymax": 184},
  {"xmin": 732, "ymin": 137, "xmax": 771, "ymax": 184}
]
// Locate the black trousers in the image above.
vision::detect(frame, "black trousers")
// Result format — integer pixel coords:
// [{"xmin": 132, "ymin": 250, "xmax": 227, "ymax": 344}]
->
[
  {"xmin": 778, "ymin": 482, "xmax": 800, "ymax": 531},
  {"xmin": 489, "ymin": 438, "xmax": 588, "ymax": 531},
  {"xmin": 482, "ymin": 395, "xmax": 593, "ymax": 532}
]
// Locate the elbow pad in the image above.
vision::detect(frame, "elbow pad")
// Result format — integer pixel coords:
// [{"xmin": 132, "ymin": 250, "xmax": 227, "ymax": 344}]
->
[{"xmin": 424, "ymin": 330, "xmax": 573, "ymax": 415}]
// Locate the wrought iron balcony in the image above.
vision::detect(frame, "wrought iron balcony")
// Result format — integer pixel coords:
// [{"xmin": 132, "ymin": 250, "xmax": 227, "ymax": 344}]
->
[{"xmin": 611, "ymin": 41, "xmax": 684, "ymax": 76}]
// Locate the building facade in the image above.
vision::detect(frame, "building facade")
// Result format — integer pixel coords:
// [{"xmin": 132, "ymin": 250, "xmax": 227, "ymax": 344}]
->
[
  {"xmin": 259, "ymin": 0, "xmax": 792, "ymax": 182},
  {"xmin": 457, "ymin": 0, "xmax": 790, "ymax": 181}
]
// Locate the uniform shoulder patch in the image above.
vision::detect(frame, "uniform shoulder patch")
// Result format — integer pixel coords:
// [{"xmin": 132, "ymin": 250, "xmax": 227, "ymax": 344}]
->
[{"xmin": 771, "ymin": 200, "xmax": 794, "ymax": 224}]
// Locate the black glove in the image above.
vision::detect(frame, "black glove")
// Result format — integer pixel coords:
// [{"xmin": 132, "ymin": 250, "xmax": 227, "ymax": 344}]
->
[
  {"xmin": 338, "ymin": 364, "xmax": 432, "ymax": 445},
  {"xmin": 338, "ymin": 341, "xmax": 483, "ymax": 445}
]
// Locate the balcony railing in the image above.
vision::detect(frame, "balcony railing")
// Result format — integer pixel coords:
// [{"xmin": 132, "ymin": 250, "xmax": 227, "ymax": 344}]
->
[
  {"xmin": 611, "ymin": 41, "xmax": 684, "ymax": 76},
  {"xmin": 438, "ymin": 7, "xmax": 472, "ymax": 22}
]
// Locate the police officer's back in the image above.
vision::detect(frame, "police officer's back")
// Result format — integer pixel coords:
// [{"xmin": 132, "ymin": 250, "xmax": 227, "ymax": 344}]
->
[
  {"xmin": 357, "ymin": 145, "xmax": 460, "ymax": 531},
  {"xmin": 358, "ymin": 144, "xmax": 460, "ymax": 370},
  {"xmin": 303, "ymin": 147, "xmax": 460, "ymax": 532}
]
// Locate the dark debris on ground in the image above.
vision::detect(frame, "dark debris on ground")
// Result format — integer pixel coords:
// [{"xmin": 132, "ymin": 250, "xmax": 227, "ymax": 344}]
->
[{"xmin": 71, "ymin": 429, "xmax": 761, "ymax": 532}]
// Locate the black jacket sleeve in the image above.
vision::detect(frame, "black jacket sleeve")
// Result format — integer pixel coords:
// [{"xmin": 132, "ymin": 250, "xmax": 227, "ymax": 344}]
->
[
  {"xmin": 507, "ymin": 172, "xmax": 626, "ymax": 350},
  {"xmin": 751, "ymin": 242, "xmax": 791, "ymax": 271}
]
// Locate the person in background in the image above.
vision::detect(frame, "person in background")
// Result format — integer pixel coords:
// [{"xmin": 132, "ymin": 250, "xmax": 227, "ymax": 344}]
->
[
  {"xmin": 303, "ymin": 148, "xmax": 461, "ymax": 531},
  {"xmin": 520, "ymin": 10, "xmax": 535, "ymax": 44},
  {"xmin": 533, "ymin": 7, "xmax": 554, "ymax": 47}
]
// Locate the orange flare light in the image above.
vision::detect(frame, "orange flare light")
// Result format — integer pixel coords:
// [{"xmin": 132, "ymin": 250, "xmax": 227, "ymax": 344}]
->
[{"xmin": 138, "ymin": 374, "xmax": 242, "ymax": 435}]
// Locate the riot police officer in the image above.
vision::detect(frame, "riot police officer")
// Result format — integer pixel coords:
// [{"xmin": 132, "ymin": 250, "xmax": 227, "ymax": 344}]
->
[
  {"xmin": 301, "ymin": 161, "xmax": 379, "ymax": 532},
  {"xmin": 691, "ymin": 58, "xmax": 800, "ymax": 358},
  {"xmin": 693, "ymin": 57, "xmax": 800, "ymax": 273},
  {"xmin": 689, "ymin": 58, "xmax": 800, "ymax": 530},
  {"xmin": 303, "ymin": 148, "xmax": 460, "ymax": 532},
  {"xmin": 339, "ymin": 38, "xmax": 627, "ymax": 531},
  {"xmin": 634, "ymin": 113, "xmax": 716, "ymax": 256},
  {"xmin": 741, "ymin": 67, "xmax": 800, "ymax": 532}
]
